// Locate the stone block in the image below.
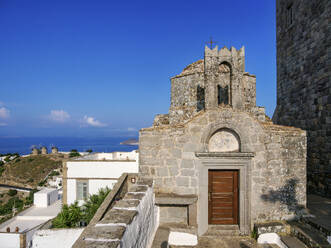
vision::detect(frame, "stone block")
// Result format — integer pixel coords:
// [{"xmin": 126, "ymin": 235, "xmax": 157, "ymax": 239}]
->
[
  {"xmin": 175, "ymin": 177, "xmax": 190, "ymax": 187},
  {"xmin": 181, "ymin": 169, "xmax": 195, "ymax": 177},
  {"xmin": 157, "ymin": 167, "xmax": 169, "ymax": 177},
  {"xmin": 181, "ymin": 159, "xmax": 195, "ymax": 168}
]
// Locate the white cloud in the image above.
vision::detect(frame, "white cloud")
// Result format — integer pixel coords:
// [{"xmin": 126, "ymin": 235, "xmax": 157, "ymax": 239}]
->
[
  {"xmin": 82, "ymin": 116, "xmax": 107, "ymax": 127},
  {"xmin": 0, "ymin": 107, "xmax": 10, "ymax": 119},
  {"xmin": 49, "ymin": 110, "xmax": 70, "ymax": 123},
  {"xmin": 127, "ymin": 127, "xmax": 137, "ymax": 131},
  {"xmin": 0, "ymin": 122, "xmax": 7, "ymax": 126}
]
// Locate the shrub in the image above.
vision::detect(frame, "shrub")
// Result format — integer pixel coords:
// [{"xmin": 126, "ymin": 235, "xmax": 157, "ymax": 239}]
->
[
  {"xmin": 25, "ymin": 189, "xmax": 37, "ymax": 206},
  {"xmin": 69, "ymin": 149, "xmax": 81, "ymax": 158},
  {"xmin": 52, "ymin": 202, "xmax": 82, "ymax": 228},
  {"xmin": 82, "ymin": 187, "xmax": 110, "ymax": 224},
  {"xmin": 7, "ymin": 189, "xmax": 17, "ymax": 196},
  {"xmin": 38, "ymin": 180, "xmax": 47, "ymax": 187},
  {"xmin": 0, "ymin": 161, "xmax": 4, "ymax": 166},
  {"xmin": 52, "ymin": 187, "xmax": 110, "ymax": 228},
  {"xmin": 49, "ymin": 170, "xmax": 60, "ymax": 177},
  {"xmin": 86, "ymin": 149, "xmax": 93, "ymax": 153},
  {"xmin": 0, "ymin": 197, "xmax": 23, "ymax": 215},
  {"xmin": 4, "ymin": 156, "xmax": 10, "ymax": 163},
  {"xmin": 0, "ymin": 167, "xmax": 5, "ymax": 176}
]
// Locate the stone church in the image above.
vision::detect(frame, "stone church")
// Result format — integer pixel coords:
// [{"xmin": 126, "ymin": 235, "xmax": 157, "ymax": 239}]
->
[{"xmin": 139, "ymin": 46, "xmax": 306, "ymax": 235}]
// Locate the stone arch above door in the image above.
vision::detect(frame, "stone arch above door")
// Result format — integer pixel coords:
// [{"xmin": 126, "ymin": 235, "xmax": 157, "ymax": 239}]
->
[{"xmin": 208, "ymin": 129, "xmax": 240, "ymax": 152}]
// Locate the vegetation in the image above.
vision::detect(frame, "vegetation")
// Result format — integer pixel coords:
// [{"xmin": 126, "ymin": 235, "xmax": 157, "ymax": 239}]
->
[
  {"xmin": 7, "ymin": 189, "xmax": 17, "ymax": 196},
  {"xmin": 0, "ymin": 197, "xmax": 24, "ymax": 215},
  {"xmin": 52, "ymin": 187, "xmax": 110, "ymax": 228},
  {"xmin": 0, "ymin": 155, "xmax": 62, "ymax": 188},
  {"xmin": 49, "ymin": 170, "xmax": 60, "ymax": 177},
  {"xmin": 69, "ymin": 149, "xmax": 81, "ymax": 158},
  {"xmin": 24, "ymin": 189, "xmax": 38, "ymax": 205},
  {"xmin": 86, "ymin": 149, "xmax": 93, "ymax": 153}
]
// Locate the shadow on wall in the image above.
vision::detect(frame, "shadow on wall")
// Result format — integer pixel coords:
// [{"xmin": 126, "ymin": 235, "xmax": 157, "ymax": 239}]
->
[{"xmin": 261, "ymin": 178, "xmax": 304, "ymax": 213}]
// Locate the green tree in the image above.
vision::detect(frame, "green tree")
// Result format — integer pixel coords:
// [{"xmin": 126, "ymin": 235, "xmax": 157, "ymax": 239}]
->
[
  {"xmin": 69, "ymin": 149, "xmax": 81, "ymax": 158},
  {"xmin": 86, "ymin": 149, "xmax": 93, "ymax": 153}
]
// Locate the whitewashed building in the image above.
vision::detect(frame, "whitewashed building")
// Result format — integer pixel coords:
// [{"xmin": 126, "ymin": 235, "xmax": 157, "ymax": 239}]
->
[
  {"xmin": 63, "ymin": 150, "xmax": 139, "ymax": 205},
  {"xmin": 0, "ymin": 188, "xmax": 61, "ymax": 248}
]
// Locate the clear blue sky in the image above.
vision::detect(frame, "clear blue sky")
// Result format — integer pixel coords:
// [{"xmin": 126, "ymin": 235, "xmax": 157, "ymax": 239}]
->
[{"xmin": 0, "ymin": 0, "xmax": 276, "ymax": 137}]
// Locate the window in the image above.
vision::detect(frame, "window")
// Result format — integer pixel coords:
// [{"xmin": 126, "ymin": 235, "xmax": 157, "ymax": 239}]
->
[
  {"xmin": 218, "ymin": 85, "xmax": 229, "ymax": 105},
  {"xmin": 197, "ymin": 85, "xmax": 205, "ymax": 111},
  {"xmin": 286, "ymin": 4, "xmax": 293, "ymax": 27},
  {"xmin": 76, "ymin": 180, "xmax": 88, "ymax": 200}
]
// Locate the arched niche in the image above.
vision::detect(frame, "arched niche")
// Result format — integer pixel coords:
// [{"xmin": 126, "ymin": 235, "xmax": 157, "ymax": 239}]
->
[{"xmin": 208, "ymin": 129, "xmax": 240, "ymax": 152}]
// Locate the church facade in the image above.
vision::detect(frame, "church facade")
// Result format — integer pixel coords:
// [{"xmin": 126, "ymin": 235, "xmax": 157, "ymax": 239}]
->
[{"xmin": 139, "ymin": 46, "xmax": 307, "ymax": 235}]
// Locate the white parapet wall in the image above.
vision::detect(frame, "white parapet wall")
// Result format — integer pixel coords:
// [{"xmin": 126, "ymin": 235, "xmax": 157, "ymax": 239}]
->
[
  {"xmin": 32, "ymin": 228, "xmax": 84, "ymax": 248},
  {"xmin": 0, "ymin": 233, "xmax": 21, "ymax": 248},
  {"xmin": 120, "ymin": 185, "xmax": 159, "ymax": 248}
]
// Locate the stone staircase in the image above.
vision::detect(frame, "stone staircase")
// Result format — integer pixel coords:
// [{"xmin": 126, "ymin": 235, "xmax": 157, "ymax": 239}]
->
[{"xmin": 284, "ymin": 218, "xmax": 331, "ymax": 248}]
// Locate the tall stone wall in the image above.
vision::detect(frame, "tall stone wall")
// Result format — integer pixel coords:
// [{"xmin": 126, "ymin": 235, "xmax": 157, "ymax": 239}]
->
[{"xmin": 273, "ymin": 0, "xmax": 331, "ymax": 197}]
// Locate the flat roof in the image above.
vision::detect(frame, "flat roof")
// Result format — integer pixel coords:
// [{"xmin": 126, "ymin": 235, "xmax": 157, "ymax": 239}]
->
[{"xmin": 0, "ymin": 200, "xmax": 61, "ymax": 233}]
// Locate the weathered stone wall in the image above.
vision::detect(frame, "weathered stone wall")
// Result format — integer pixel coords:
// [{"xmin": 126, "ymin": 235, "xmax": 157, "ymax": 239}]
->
[
  {"xmin": 140, "ymin": 108, "xmax": 307, "ymax": 223},
  {"xmin": 273, "ymin": 0, "xmax": 331, "ymax": 197},
  {"xmin": 242, "ymin": 74, "xmax": 256, "ymax": 109},
  {"xmin": 169, "ymin": 72, "xmax": 204, "ymax": 125},
  {"xmin": 253, "ymin": 123, "xmax": 307, "ymax": 222}
]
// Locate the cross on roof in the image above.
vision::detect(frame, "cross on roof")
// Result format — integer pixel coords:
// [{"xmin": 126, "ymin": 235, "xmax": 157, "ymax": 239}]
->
[{"xmin": 206, "ymin": 37, "xmax": 217, "ymax": 49}]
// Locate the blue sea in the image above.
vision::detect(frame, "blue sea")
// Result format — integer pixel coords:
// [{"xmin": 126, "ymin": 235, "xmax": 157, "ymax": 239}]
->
[{"xmin": 0, "ymin": 137, "xmax": 138, "ymax": 155}]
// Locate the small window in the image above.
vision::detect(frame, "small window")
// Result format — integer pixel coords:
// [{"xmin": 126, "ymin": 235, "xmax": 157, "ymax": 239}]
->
[
  {"xmin": 286, "ymin": 4, "xmax": 293, "ymax": 27},
  {"xmin": 218, "ymin": 85, "xmax": 229, "ymax": 105},
  {"xmin": 197, "ymin": 85, "xmax": 205, "ymax": 111},
  {"xmin": 76, "ymin": 180, "xmax": 88, "ymax": 201}
]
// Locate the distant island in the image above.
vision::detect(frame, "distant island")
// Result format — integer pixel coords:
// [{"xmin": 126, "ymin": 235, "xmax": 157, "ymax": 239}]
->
[{"xmin": 120, "ymin": 138, "xmax": 139, "ymax": 146}]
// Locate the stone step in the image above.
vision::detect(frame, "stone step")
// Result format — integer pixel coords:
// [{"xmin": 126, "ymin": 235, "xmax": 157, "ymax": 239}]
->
[
  {"xmin": 289, "ymin": 221, "xmax": 331, "ymax": 248},
  {"xmin": 300, "ymin": 217, "xmax": 331, "ymax": 240},
  {"xmin": 151, "ymin": 226, "xmax": 170, "ymax": 248},
  {"xmin": 281, "ymin": 235, "xmax": 308, "ymax": 248},
  {"xmin": 203, "ymin": 225, "xmax": 240, "ymax": 237}
]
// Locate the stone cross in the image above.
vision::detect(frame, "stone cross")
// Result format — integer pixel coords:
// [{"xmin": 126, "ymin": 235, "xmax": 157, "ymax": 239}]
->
[{"xmin": 206, "ymin": 37, "xmax": 217, "ymax": 49}]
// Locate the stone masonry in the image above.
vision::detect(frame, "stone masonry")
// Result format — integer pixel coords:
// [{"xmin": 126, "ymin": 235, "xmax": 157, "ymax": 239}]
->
[
  {"xmin": 273, "ymin": 0, "xmax": 331, "ymax": 197},
  {"xmin": 139, "ymin": 45, "xmax": 307, "ymax": 235}
]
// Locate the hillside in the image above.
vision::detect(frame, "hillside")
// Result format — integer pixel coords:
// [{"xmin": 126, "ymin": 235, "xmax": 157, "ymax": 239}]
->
[{"xmin": 0, "ymin": 154, "xmax": 65, "ymax": 188}]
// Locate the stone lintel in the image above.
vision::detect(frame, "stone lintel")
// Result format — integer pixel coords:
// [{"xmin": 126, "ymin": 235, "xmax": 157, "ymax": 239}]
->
[
  {"xmin": 195, "ymin": 152, "xmax": 255, "ymax": 158},
  {"xmin": 155, "ymin": 193, "xmax": 197, "ymax": 205}
]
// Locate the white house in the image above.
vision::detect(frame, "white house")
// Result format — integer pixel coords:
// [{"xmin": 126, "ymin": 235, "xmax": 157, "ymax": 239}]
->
[
  {"xmin": 63, "ymin": 150, "xmax": 139, "ymax": 205},
  {"xmin": 0, "ymin": 188, "xmax": 61, "ymax": 248}
]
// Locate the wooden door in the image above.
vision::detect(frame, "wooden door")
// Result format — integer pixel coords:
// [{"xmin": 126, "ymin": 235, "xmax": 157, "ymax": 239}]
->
[{"xmin": 208, "ymin": 170, "xmax": 239, "ymax": 224}]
